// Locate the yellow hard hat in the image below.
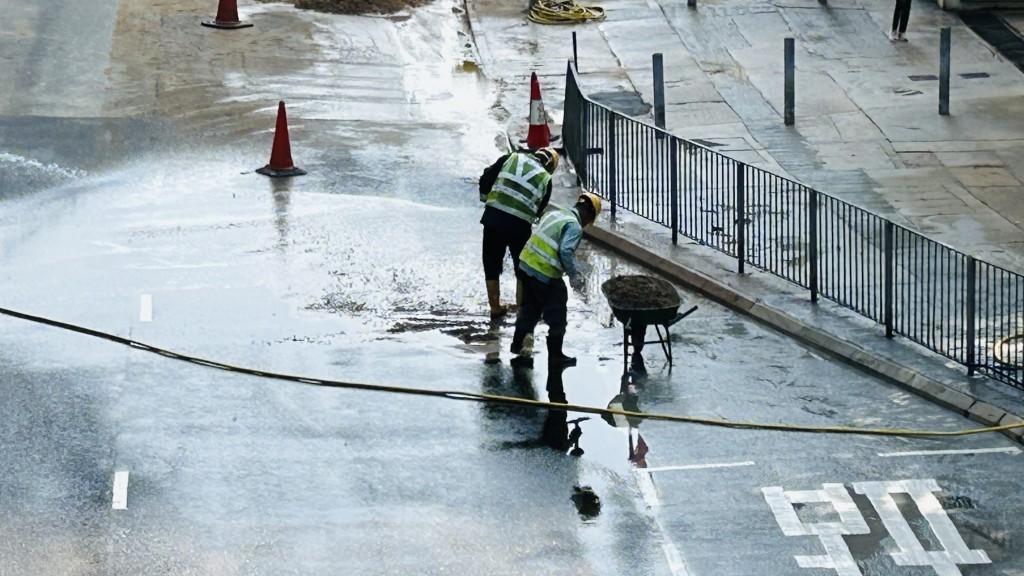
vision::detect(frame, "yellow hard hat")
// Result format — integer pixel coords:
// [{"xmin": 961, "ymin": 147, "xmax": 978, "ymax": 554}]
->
[
  {"xmin": 579, "ymin": 191, "xmax": 602, "ymax": 217},
  {"xmin": 535, "ymin": 147, "xmax": 559, "ymax": 172}
]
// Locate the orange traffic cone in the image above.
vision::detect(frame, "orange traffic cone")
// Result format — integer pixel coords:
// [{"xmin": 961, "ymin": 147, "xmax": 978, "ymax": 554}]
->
[
  {"xmin": 201, "ymin": 0, "xmax": 253, "ymax": 29},
  {"xmin": 525, "ymin": 72, "xmax": 551, "ymax": 150},
  {"xmin": 256, "ymin": 101, "xmax": 306, "ymax": 177}
]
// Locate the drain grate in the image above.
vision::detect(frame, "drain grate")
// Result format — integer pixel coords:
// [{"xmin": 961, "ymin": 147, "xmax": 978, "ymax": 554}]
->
[
  {"xmin": 909, "ymin": 74, "xmax": 938, "ymax": 81},
  {"xmin": 959, "ymin": 72, "xmax": 991, "ymax": 79}
]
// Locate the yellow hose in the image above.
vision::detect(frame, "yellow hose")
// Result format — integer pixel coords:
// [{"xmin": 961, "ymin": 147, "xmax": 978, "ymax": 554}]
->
[
  {"xmin": 529, "ymin": 0, "xmax": 606, "ymax": 25},
  {"xmin": 2, "ymin": 305, "xmax": 1021, "ymax": 440}
]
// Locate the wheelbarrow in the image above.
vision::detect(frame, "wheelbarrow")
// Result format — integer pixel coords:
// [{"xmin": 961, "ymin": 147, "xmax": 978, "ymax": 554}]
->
[{"xmin": 601, "ymin": 275, "xmax": 698, "ymax": 374}]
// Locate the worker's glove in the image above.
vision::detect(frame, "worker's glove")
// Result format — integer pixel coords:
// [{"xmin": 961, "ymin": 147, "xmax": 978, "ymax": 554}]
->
[{"xmin": 569, "ymin": 274, "xmax": 586, "ymax": 292}]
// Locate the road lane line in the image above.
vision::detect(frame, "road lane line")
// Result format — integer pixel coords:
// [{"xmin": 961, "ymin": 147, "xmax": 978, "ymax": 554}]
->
[
  {"xmin": 633, "ymin": 469, "xmax": 693, "ymax": 576},
  {"xmin": 661, "ymin": 533, "xmax": 694, "ymax": 576},
  {"xmin": 634, "ymin": 469, "xmax": 660, "ymax": 508},
  {"xmin": 112, "ymin": 471, "xmax": 130, "ymax": 510},
  {"xmin": 877, "ymin": 447, "xmax": 1021, "ymax": 457},
  {"xmin": 644, "ymin": 461, "xmax": 756, "ymax": 473},
  {"xmin": 139, "ymin": 295, "xmax": 153, "ymax": 322}
]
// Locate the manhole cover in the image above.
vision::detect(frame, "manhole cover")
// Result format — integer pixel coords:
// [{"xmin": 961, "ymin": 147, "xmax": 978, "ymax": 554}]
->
[{"xmin": 589, "ymin": 91, "xmax": 651, "ymax": 116}]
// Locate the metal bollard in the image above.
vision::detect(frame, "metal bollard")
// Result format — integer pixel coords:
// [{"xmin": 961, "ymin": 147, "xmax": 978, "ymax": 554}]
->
[
  {"xmin": 939, "ymin": 27, "xmax": 951, "ymax": 116},
  {"xmin": 653, "ymin": 53, "xmax": 665, "ymax": 138},
  {"xmin": 784, "ymin": 38, "xmax": 795, "ymax": 125}
]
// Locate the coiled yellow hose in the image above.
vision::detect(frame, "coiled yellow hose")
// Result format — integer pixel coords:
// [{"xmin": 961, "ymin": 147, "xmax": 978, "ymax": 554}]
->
[{"xmin": 529, "ymin": 0, "xmax": 606, "ymax": 25}]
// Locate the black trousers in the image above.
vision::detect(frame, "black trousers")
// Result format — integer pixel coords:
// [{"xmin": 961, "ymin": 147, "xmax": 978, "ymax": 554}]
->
[
  {"xmin": 482, "ymin": 224, "xmax": 531, "ymax": 281},
  {"xmin": 892, "ymin": 0, "xmax": 911, "ymax": 33},
  {"xmin": 513, "ymin": 274, "xmax": 569, "ymax": 345}
]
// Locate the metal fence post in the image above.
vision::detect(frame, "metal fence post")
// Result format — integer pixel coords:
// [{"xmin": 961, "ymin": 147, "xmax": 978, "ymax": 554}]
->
[
  {"xmin": 581, "ymin": 103, "xmax": 590, "ymax": 186},
  {"xmin": 784, "ymin": 38, "xmax": 795, "ymax": 125},
  {"xmin": 670, "ymin": 138, "xmax": 679, "ymax": 245},
  {"xmin": 966, "ymin": 256, "xmax": 976, "ymax": 375},
  {"xmin": 884, "ymin": 221, "xmax": 894, "ymax": 339},
  {"xmin": 608, "ymin": 112, "xmax": 617, "ymax": 219},
  {"xmin": 809, "ymin": 189, "xmax": 819, "ymax": 303},
  {"xmin": 572, "ymin": 32, "xmax": 579, "ymax": 73},
  {"xmin": 736, "ymin": 163, "xmax": 745, "ymax": 274},
  {"xmin": 939, "ymin": 27, "xmax": 951, "ymax": 116}
]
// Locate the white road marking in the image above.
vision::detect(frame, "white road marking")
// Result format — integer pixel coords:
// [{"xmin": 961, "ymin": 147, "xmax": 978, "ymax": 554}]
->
[
  {"xmin": 139, "ymin": 294, "xmax": 153, "ymax": 322},
  {"xmin": 661, "ymin": 532, "xmax": 694, "ymax": 576},
  {"xmin": 644, "ymin": 461, "xmax": 756, "ymax": 473},
  {"xmin": 112, "ymin": 471, "xmax": 130, "ymax": 510},
  {"xmin": 633, "ymin": 469, "xmax": 693, "ymax": 576},
  {"xmin": 853, "ymin": 479, "xmax": 990, "ymax": 572},
  {"xmin": 634, "ymin": 469, "xmax": 660, "ymax": 508},
  {"xmin": 877, "ymin": 447, "xmax": 1020, "ymax": 458}
]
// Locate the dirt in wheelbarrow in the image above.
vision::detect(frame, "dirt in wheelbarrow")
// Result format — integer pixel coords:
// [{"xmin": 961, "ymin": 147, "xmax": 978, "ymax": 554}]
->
[
  {"xmin": 259, "ymin": 0, "xmax": 430, "ymax": 15},
  {"xmin": 602, "ymin": 275, "xmax": 680, "ymax": 310}
]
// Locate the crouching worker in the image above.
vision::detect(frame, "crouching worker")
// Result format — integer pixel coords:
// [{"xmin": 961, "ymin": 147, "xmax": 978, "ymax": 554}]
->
[
  {"xmin": 510, "ymin": 192, "xmax": 602, "ymax": 369},
  {"xmin": 479, "ymin": 147, "xmax": 559, "ymax": 319}
]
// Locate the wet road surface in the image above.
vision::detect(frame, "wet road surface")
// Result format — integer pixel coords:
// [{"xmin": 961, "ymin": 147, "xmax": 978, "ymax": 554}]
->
[{"xmin": 1, "ymin": 1, "xmax": 1023, "ymax": 575}]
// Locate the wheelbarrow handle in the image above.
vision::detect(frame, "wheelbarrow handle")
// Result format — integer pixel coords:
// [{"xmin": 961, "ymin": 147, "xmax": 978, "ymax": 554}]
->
[{"xmin": 666, "ymin": 305, "xmax": 698, "ymax": 327}]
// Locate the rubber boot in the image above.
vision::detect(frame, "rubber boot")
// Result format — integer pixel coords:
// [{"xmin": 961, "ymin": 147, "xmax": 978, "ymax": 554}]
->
[
  {"xmin": 547, "ymin": 334, "xmax": 577, "ymax": 369},
  {"xmin": 486, "ymin": 280, "xmax": 507, "ymax": 319}
]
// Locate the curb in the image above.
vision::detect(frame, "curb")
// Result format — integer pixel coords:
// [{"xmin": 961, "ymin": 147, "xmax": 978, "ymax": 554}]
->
[{"xmin": 583, "ymin": 222, "xmax": 1024, "ymax": 445}]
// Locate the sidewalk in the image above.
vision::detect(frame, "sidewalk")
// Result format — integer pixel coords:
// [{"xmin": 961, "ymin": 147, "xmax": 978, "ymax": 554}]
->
[{"xmin": 466, "ymin": 0, "xmax": 1024, "ymax": 442}]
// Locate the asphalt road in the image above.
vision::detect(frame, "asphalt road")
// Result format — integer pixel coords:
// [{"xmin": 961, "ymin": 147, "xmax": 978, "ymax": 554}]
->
[{"xmin": 1, "ymin": 1, "xmax": 1022, "ymax": 575}]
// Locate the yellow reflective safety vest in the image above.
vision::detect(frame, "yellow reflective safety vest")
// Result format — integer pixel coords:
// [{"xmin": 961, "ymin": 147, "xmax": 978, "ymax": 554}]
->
[
  {"xmin": 485, "ymin": 153, "xmax": 550, "ymax": 224},
  {"xmin": 520, "ymin": 206, "xmax": 579, "ymax": 281}
]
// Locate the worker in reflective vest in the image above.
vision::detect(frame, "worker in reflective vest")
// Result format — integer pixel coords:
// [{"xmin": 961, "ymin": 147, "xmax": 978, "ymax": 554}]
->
[
  {"xmin": 479, "ymin": 147, "xmax": 559, "ymax": 319},
  {"xmin": 510, "ymin": 192, "xmax": 603, "ymax": 369}
]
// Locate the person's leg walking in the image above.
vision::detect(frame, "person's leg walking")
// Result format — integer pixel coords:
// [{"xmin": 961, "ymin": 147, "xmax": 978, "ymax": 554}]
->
[
  {"xmin": 511, "ymin": 275, "xmax": 547, "ymax": 353},
  {"xmin": 895, "ymin": 0, "xmax": 911, "ymax": 40},
  {"xmin": 890, "ymin": 0, "xmax": 901, "ymax": 39},
  {"xmin": 482, "ymin": 226, "xmax": 508, "ymax": 318},
  {"xmin": 542, "ymin": 280, "xmax": 574, "ymax": 367}
]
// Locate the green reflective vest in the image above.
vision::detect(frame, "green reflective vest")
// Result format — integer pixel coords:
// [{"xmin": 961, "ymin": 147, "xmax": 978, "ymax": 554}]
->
[
  {"xmin": 485, "ymin": 153, "xmax": 550, "ymax": 223},
  {"xmin": 520, "ymin": 206, "xmax": 578, "ymax": 280}
]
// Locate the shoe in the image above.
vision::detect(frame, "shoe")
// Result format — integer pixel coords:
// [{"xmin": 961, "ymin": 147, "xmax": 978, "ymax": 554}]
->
[
  {"xmin": 897, "ymin": 32, "xmax": 907, "ymax": 42},
  {"xmin": 549, "ymin": 353, "xmax": 577, "ymax": 369},
  {"xmin": 889, "ymin": 30, "xmax": 899, "ymax": 42}
]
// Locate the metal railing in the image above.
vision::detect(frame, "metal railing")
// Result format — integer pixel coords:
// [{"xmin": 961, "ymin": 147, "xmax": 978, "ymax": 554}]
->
[{"xmin": 564, "ymin": 61, "xmax": 1024, "ymax": 390}]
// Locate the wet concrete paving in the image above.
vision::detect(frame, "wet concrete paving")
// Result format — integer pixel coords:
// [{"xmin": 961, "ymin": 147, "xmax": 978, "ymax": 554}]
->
[{"xmin": 2, "ymin": 0, "xmax": 1024, "ymax": 575}]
